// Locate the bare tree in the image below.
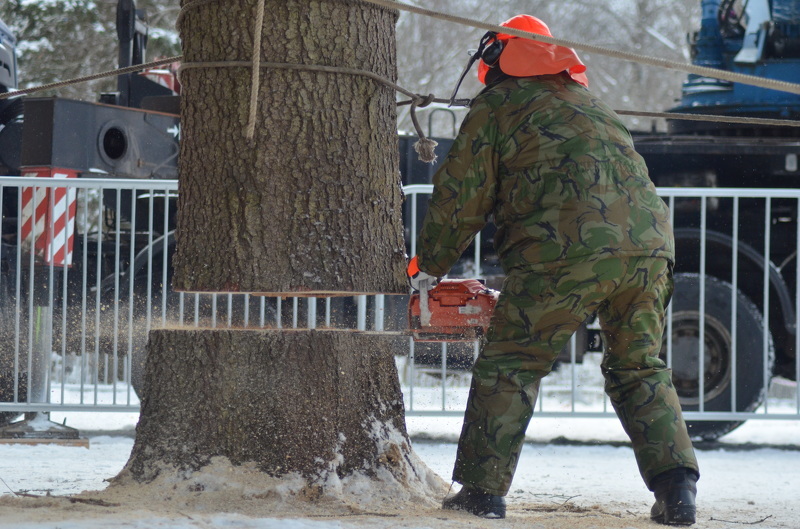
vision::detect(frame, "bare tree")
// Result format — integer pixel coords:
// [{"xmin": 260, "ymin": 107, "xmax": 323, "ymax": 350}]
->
[{"xmin": 0, "ymin": 0, "xmax": 118, "ymax": 99}]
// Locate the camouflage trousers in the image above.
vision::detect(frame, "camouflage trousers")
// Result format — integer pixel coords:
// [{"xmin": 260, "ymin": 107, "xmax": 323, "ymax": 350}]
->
[{"xmin": 453, "ymin": 256, "xmax": 699, "ymax": 495}]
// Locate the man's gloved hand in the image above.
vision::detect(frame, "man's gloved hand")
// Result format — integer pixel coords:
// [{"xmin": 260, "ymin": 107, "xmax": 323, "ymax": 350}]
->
[{"xmin": 407, "ymin": 256, "xmax": 439, "ymax": 291}]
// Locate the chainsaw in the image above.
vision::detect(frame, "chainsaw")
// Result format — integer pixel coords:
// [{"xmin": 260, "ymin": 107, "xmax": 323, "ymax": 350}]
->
[{"xmin": 408, "ymin": 279, "xmax": 499, "ymax": 342}]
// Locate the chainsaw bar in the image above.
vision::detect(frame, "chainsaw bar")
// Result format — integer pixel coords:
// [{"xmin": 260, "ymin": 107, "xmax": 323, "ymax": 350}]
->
[{"xmin": 353, "ymin": 329, "xmax": 482, "ymax": 342}]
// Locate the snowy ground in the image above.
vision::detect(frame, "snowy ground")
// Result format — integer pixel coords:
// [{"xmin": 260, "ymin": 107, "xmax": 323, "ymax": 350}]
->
[
  {"xmin": 0, "ymin": 357, "xmax": 798, "ymax": 528},
  {"xmin": 0, "ymin": 410, "xmax": 798, "ymax": 528}
]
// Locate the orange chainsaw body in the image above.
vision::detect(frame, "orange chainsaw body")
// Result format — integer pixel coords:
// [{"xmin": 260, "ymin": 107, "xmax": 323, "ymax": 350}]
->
[{"xmin": 408, "ymin": 279, "xmax": 499, "ymax": 342}]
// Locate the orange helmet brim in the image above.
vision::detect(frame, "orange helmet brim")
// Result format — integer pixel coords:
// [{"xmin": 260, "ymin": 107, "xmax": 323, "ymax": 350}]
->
[
  {"xmin": 499, "ymin": 38, "xmax": 588, "ymax": 87},
  {"xmin": 479, "ymin": 37, "xmax": 588, "ymax": 87}
]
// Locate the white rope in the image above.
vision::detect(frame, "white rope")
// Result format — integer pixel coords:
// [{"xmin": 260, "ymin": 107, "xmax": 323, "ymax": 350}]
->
[
  {"xmin": 360, "ymin": 0, "xmax": 800, "ymax": 97},
  {"xmin": 616, "ymin": 110, "xmax": 800, "ymax": 127},
  {"xmin": 0, "ymin": 56, "xmax": 181, "ymax": 100},
  {"xmin": 5, "ymin": 0, "xmax": 798, "ymax": 138}
]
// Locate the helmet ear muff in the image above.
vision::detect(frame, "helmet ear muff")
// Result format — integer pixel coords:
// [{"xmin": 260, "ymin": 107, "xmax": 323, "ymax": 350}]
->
[
  {"xmin": 481, "ymin": 37, "xmax": 504, "ymax": 67},
  {"xmin": 449, "ymin": 31, "xmax": 504, "ymax": 103}
]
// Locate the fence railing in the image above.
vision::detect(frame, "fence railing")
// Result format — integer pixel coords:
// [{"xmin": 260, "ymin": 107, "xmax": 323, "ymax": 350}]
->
[{"xmin": 0, "ymin": 177, "xmax": 798, "ymax": 432}]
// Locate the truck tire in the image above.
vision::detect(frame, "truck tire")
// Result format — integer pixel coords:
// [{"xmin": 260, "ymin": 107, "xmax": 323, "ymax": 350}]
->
[{"xmin": 666, "ymin": 273, "xmax": 772, "ymax": 440}]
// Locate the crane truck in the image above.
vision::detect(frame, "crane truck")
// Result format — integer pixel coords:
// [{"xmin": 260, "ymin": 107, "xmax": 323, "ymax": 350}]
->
[
  {"xmin": 0, "ymin": 1, "xmax": 182, "ymax": 425},
  {"xmin": 632, "ymin": 0, "xmax": 800, "ymax": 439}
]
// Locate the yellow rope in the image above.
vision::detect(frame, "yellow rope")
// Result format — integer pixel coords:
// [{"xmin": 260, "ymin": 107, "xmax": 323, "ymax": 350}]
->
[
  {"xmin": 245, "ymin": 0, "xmax": 266, "ymax": 140},
  {"xmin": 179, "ymin": 60, "xmax": 444, "ymax": 159}
]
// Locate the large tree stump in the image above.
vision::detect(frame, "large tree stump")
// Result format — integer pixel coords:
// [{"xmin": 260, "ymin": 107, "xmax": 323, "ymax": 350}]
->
[
  {"xmin": 172, "ymin": 0, "xmax": 407, "ymax": 295},
  {"xmin": 118, "ymin": 328, "xmax": 443, "ymax": 501}
]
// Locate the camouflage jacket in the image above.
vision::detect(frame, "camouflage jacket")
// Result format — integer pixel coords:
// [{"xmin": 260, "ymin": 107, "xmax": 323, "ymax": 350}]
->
[{"xmin": 416, "ymin": 74, "xmax": 674, "ymax": 277}]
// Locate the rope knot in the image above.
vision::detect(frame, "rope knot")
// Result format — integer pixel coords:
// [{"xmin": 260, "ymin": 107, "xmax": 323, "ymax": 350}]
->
[{"xmin": 415, "ymin": 93, "xmax": 436, "ymax": 108}]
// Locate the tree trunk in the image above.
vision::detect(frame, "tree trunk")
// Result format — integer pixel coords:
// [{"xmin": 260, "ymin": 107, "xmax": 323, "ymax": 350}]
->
[
  {"xmin": 121, "ymin": 329, "xmax": 422, "ymax": 482},
  {"xmin": 172, "ymin": 0, "xmax": 407, "ymax": 296},
  {"xmin": 115, "ymin": 0, "xmax": 445, "ymax": 510}
]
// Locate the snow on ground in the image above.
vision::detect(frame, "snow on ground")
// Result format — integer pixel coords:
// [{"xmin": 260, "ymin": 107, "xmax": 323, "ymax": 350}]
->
[
  {"xmin": 0, "ymin": 421, "xmax": 798, "ymax": 528},
  {"xmin": 0, "ymin": 410, "xmax": 798, "ymax": 528},
  {"xmin": 0, "ymin": 356, "xmax": 798, "ymax": 528}
]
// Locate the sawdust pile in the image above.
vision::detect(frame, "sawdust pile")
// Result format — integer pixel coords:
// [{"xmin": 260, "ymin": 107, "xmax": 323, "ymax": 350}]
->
[{"xmin": 0, "ymin": 451, "xmax": 664, "ymax": 529}]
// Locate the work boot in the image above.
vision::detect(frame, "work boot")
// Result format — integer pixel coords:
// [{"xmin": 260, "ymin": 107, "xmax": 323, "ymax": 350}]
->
[
  {"xmin": 442, "ymin": 485, "xmax": 506, "ymax": 519},
  {"xmin": 650, "ymin": 467, "xmax": 698, "ymax": 525}
]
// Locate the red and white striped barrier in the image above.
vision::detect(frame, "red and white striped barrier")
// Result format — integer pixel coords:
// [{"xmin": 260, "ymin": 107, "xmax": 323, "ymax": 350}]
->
[{"xmin": 19, "ymin": 168, "xmax": 78, "ymax": 266}]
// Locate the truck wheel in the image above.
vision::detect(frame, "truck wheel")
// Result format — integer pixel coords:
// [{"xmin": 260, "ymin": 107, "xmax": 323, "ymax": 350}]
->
[{"xmin": 665, "ymin": 273, "xmax": 772, "ymax": 441}]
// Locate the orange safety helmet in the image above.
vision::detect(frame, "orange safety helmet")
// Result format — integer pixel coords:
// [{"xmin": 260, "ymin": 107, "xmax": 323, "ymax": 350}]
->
[{"xmin": 477, "ymin": 15, "xmax": 588, "ymax": 87}]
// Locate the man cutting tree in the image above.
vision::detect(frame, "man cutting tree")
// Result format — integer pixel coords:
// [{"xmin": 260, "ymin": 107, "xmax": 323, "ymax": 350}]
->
[{"xmin": 407, "ymin": 14, "xmax": 700, "ymax": 525}]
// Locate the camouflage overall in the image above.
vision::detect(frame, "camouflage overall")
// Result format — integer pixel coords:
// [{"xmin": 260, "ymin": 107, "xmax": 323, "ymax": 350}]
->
[
  {"xmin": 453, "ymin": 255, "xmax": 697, "ymax": 494},
  {"xmin": 415, "ymin": 73, "xmax": 699, "ymax": 495}
]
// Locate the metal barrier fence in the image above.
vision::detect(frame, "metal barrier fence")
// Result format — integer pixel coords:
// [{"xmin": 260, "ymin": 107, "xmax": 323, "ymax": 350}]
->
[{"xmin": 0, "ymin": 177, "xmax": 798, "ymax": 433}]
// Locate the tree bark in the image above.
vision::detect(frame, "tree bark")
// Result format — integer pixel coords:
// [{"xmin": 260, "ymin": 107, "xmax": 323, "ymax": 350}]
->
[
  {"xmin": 122, "ymin": 329, "xmax": 422, "ymax": 483},
  {"xmin": 172, "ymin": 0, "xmax": 407, "ymax": 295}
]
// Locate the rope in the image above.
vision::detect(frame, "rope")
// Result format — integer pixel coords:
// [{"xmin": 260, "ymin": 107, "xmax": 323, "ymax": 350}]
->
[
  {"xmin": 360, "ymin": 0, "xmax": 800, "ymax": 97},
  {"xmin": 616, "ymin": 110, "xmax": 800, "ymax": 128},
  {"xmin": 179, "ymin": 60, "xmax": 418, "ymax": 101},
  {"xmin": 178, "ymin": 60, "xmax": 448, "ymax": 153},
  {"xmin": 0, "ymin": 56, "xmax": 181, "ymax": 100},
  {"xmin": 177, "ymin": 0, "xmax": 398, "ymax": 33},
  {"xmin": 2, "ymin": 0, "xmax": 798, "ymax": 161},
  {"xmin": 5, "ymin": 0, "xmax": 790, "ymax": 109},
  {"xmin": 175, "ymin": 0, "xmax": 219, "ymax": 32},
  {"xmin": 245, "ymin": 0, "xmax": 266, "ymax": 140},
  {"xmin": 4, "ymin": 55, "xmax": 800, "ymax": 132}
]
